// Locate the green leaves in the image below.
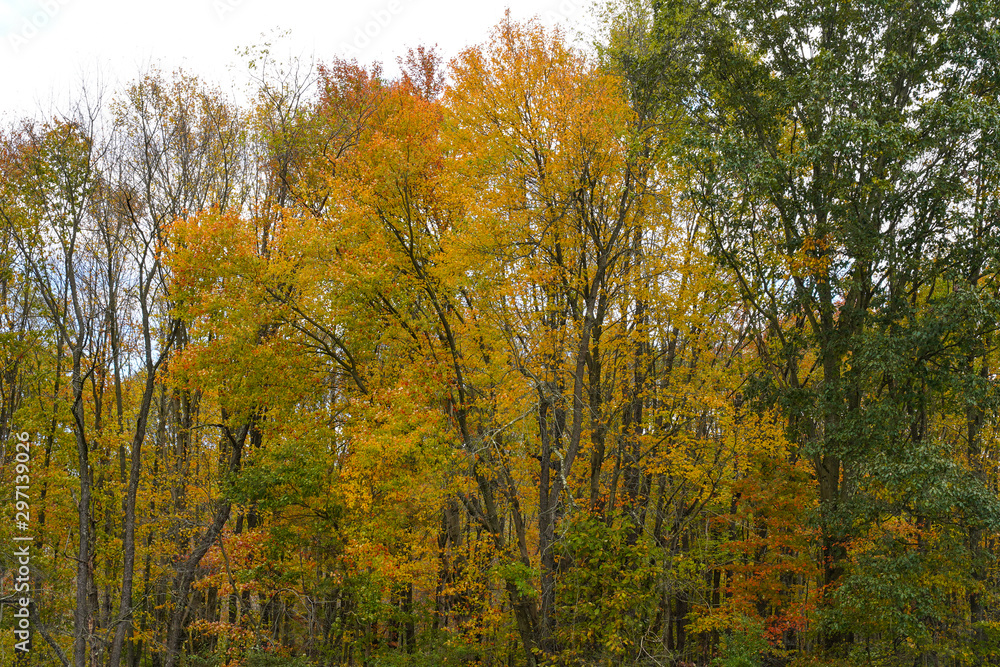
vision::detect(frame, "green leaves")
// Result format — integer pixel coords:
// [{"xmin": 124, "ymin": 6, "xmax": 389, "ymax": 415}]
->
[{"xmin": 669, "ymin": 0, "xmax": 1000, "ymax": 657}]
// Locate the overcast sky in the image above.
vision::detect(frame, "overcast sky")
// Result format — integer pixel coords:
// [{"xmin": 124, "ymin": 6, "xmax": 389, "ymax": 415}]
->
[{"xmin": 0, "ymin": 0, "xmax": 596, "ymax": 119}]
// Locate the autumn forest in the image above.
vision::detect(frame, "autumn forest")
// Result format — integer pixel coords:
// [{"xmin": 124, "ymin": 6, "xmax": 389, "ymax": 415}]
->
[{"xmin": 2, "ymin": 0, "xmax": 1000, "ymax": 665}]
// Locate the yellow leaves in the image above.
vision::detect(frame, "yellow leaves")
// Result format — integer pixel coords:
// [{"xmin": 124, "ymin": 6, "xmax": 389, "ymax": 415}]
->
[
  {"xmin": 149, "ymin": 21, "xmax": 803, "ymax": 664},
  {"xmin": 787, "ymin": 233, "xmax": 833, "ymax": 282},
  {"xmin": 731, "ymin": 409, "xmax": 796, "ymax": 470},
  {"xmin": 166, "ymin": 211, "xmax": 276, "ymax": 320},
  {"xmin": 447, "ymin": 18, "xmax": 637, "ymax": 233}
]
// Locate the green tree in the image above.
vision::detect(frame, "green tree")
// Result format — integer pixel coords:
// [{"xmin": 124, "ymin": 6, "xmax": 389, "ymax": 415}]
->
[{"xmin": 666, "ymin": 0, "xmax": 1000, "ymax": 658}]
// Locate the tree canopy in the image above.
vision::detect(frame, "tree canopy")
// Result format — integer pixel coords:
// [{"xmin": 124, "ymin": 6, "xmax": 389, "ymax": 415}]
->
[{"xmin": 2, "ymin": 3, "xmax": 1000, "ymax": 666}]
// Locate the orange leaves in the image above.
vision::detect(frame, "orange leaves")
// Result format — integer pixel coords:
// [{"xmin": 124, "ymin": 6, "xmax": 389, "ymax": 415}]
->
[
  {"xmin": 167, "ymin": 212, "xmax": 255, "ymax": 298},
  {"xmin": 447, "ymin": 20, "xmax": 637, "ymax": 257},
  {"xmin": 154, "ymin": 20, "xmax": 824, "ymax": 665}
]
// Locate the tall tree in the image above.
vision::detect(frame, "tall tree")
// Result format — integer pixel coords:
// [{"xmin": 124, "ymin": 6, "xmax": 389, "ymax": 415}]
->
[{"xmin": 673, "ymin": 0, "xmax": 1000, "ymax": 655}]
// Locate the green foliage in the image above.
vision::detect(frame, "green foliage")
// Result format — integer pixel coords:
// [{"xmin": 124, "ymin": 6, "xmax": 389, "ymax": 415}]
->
[
  {"xmin": 493, "ymin": 560, "xmax": 540, "ymax": 601},
  {"xmin": 554, "ymin": 514, "xmax": 660, "ymax": 662},
  {"xmin": 712, "ymin": 616, "xmax": 769, "ymax": 667},
  {"xmin": 245, "ymin": 652, "xmax": 312, "ymax": 667},
  {"xmin": 371, "ymin": 635, "xmax": 481, "ymax": 667}
]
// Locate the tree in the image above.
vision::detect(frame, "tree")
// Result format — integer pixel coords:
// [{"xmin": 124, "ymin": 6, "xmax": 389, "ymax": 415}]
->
[
  {"xmin": 0, "ymin": 115, "xmax": 110, "ymax": 667},
  {"xmin": 672, "ymin": 0, "xmax": 1000, "ymax": 656}
]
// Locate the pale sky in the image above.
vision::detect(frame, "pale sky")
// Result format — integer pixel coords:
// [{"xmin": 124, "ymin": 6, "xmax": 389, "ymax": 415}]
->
[{"xmin": 0, "ymin": 0, "xmax": 596, "ymax": 119}]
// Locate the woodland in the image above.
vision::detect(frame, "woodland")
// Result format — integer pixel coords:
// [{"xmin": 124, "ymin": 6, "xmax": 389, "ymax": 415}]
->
[{"xmin": 2, "ymin": 0, "xmax": 1000, "ymax": 665}]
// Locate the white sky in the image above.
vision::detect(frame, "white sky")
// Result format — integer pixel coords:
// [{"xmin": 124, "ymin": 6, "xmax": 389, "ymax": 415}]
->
[{"xmin": 0, "ymin": 0, "xmax": 597, "ymax": 119}]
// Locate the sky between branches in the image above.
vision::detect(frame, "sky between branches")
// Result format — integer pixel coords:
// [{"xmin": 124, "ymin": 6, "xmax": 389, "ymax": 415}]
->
[{"xmin": 0, "ymin": 0, "xmax": 594, "ymax": 119}]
